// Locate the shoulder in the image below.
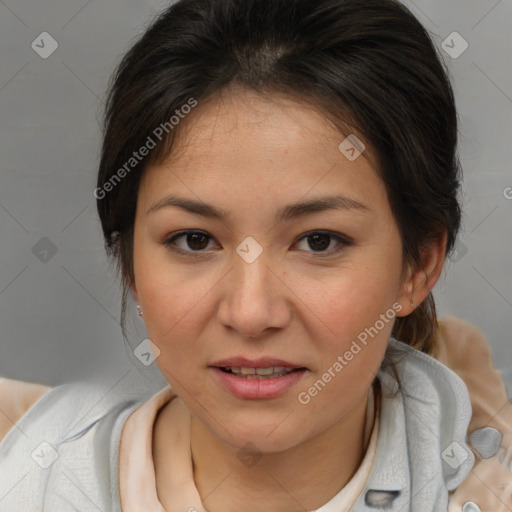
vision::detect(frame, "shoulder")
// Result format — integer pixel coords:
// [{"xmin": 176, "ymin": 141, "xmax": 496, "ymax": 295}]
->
[
  {"xmin": 0, "ymin": 372, "xmax": 158, "ymax": 511},
  {"xmin": 0, "ymin": 373, "xmax": 157, "ymax": 446},
  {"xmin": 0, "ymin": 376, "xmax": 52, "ymax": 441},
  {"xmin": 359, "ymin": 338, "xmax": 475, "ymax": 509},
  {"xmin": 433, "ymin": 316, "xmax": 512, "ymax": 509},
  {"xmin": 379, "ymin": 337, "xmax": 475, "ymax": 489},
  {"xmin": 0, "ymin": 372, "xmax": 164, "ymax": 447},
  {"xmin": 435, "ymin": 315, "xmax": 497, "ymax": 372},
  {"xmin": 434, "ymin": 315, "xmax": 510, "ymax": 430}
]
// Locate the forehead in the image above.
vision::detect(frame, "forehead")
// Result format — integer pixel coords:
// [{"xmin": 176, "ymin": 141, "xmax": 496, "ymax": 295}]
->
[
  {"xmin": 138, "ymin": 87, "xmax": 385, "ymax": 212},
  {"xmin": 160, "ymin": 87, "xmax": 377, "ymax": 164}
]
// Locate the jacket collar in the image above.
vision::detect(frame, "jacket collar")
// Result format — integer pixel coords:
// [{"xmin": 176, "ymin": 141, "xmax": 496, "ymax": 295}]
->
[{"xmin": 350, "ymin": 339, "xmax": 475, "ymax": 511}]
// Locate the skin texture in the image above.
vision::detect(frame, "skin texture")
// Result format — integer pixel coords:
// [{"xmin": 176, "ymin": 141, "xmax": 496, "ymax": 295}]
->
[{"xmin": 131, "ymin": 87, "xmax": 446, "ymax": 512}]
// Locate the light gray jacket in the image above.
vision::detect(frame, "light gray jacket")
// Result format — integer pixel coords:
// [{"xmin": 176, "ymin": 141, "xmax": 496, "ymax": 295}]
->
[{"xmin": 0, "ymin": 339, "xmax": 475, "ymax": 511}]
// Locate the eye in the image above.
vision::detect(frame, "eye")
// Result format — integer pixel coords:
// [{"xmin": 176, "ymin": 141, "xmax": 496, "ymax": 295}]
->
[
  {"xmin": 163, "ymin": 230, "xmax": 217, "ymax": 255},
  {"xmin": 294, "ymin": 231, "xmax": 351, "ymax": 256}
]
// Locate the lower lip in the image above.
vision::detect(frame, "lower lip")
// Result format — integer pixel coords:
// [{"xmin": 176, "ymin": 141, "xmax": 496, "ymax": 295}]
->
[{"xmin": 211, "ymin": 367, "xmax": 307, "ymax": 399}]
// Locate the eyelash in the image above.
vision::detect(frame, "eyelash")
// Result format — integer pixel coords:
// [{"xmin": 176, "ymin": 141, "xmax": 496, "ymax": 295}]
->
[{"xmin": 163, "ymin": 230, "xmax": 352, "ymax": 258}]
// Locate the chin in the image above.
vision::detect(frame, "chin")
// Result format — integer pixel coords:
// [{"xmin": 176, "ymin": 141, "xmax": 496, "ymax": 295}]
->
[{"xmin": 215, "ymin": 417, "xmax": 309, "ymax": 454}]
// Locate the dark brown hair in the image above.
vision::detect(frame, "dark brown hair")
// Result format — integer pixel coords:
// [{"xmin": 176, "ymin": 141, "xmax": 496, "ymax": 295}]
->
[{"xmin": 96, "ymin": 0, "xmax": 462, "ymax": 354}]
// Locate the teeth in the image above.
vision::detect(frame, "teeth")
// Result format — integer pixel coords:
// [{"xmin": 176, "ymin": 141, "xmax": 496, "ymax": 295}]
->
[
  {"xmin": 255, "ymin": 367, "xmax": 275, "ymax": 376},
  {"xmin": 223, "ymin": 366, "xmax": 296, "ymax": 378}
]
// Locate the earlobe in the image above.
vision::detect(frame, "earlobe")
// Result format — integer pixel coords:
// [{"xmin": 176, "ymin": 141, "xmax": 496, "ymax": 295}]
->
[{"xmin": 396, "ymin": 231, "xmax": 448, "ymax": 317}]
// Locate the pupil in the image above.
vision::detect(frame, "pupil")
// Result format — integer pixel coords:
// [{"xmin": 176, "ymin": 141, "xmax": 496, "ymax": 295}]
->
[
  {"xmin": 188, "ymin": 233, "xmax": 208, "ymax": 250},
  {"xmin": 309, "ymin": 234, "xmax": 329, "ymax": 251}
]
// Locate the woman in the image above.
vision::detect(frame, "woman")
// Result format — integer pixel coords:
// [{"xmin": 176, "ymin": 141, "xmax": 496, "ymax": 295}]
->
[{"xmin": 1, "ymin": 0, "xmax": 511, "ymax": 510}]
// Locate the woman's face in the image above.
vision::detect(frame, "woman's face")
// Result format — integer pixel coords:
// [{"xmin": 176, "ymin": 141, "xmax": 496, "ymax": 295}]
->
[{"xmin": 131, "ymin": 88, "xmax": 411, "ymax": 452}]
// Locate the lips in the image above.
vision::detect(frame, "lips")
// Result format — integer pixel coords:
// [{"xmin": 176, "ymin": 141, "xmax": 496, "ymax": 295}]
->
[
  {"xmin": 211, "ymin": 366, "xmax": 307, "ymax": 399},
  {"xmin": 209, "ymin": 356, "xmax": 308, "ymax": 397},
  {"xmin": 211, "ymin": 356, "xmax": 304, "ymax": 369},
  {"xmin": 211, "ymin": 357, "xmax": 306, "ymax": 380},
  {"xmin": 220, "ymin": 366, "xmax": 297, "ymax": 379}
]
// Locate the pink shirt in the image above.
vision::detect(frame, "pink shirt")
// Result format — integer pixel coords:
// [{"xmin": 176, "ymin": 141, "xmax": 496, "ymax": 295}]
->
[{"xmin": 118, "ymin": 384, "xmax": 380, "ymax": 512}]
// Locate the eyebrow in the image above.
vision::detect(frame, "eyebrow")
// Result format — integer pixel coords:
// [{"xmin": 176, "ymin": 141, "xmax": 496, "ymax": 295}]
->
[{"xmin": 147, "ymin": 194, "xmax": 369, "ymax": 221}]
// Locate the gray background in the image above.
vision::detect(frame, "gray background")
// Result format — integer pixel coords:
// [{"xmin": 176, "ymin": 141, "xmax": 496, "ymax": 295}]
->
[{"xmin": 1, "ymin": 0, "xmax": 511, "ymax": 394}]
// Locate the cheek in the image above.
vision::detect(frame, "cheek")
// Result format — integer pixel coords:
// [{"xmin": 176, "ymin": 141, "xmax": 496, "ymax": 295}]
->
[
  {"xmin": 141, "ymin": 277, "xmax": 209, "ymax": 356},
  {"xmin": 133, "ymin": 248, "xmax": 210, "ymax": 353},
  {"xmin": 134, "ymin": 235, "xmax": 210, "ymax": 315},
  {"xmin": 295, "ymin": 276, "xmax": 393, "ymax": 419},
  {"xmin": 293, "ymin": 260, "xmax": 401, "ymax": 338},
  {"xmin": 291, "ymin": 263, "xmax": 401, "ymax": 389}
]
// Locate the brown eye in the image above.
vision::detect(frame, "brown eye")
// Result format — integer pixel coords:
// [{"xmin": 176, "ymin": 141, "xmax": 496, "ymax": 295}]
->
[
  {"xmin": 294, "ymin": 231, "xmax": 351, "ymax": 256},
  {"xmin": 185, "ymin": 232, "xmax": 210, "ymax": 250},
  {"xmin": 307, "ymin": 233, "xmax": 331, "ymax": 251},
  {"xmin": 164, "ymin": 230, "xmax": 216, "ymax": 254}
]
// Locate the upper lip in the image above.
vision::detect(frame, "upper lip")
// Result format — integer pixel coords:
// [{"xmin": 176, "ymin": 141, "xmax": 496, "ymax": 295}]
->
[{"xmin": 211, "ymin": 357, "xmax": 304, "ymax": 369}]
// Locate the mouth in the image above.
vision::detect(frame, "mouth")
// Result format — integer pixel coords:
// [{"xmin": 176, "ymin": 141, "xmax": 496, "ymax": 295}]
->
[
  {"xmin": 217, "ymin": 366, "xmax": 306, "ymax": 379},
  {"xmin": 210, "ymin": 357, "xmax": 308, "ymax": 398},
  {"xmin": 211, "ymin": 364, "xmax": 308, "ymax": 399}
]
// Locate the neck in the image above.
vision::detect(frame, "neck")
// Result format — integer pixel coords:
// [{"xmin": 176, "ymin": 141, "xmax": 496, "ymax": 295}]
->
[{"xmin": 189, "ymin": 387, "xmax": 373, "ymax": 512}]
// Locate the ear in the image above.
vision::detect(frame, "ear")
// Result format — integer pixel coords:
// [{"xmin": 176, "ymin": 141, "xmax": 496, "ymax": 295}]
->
[{"xmin": 395, "ymin": 230, "xmax": 447, "ymax": 317}]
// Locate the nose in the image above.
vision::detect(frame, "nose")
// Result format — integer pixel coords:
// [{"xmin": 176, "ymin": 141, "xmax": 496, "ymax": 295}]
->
[{"xmin": 216, "ymin": 251, "xmax": 292, "ymax": 339}]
